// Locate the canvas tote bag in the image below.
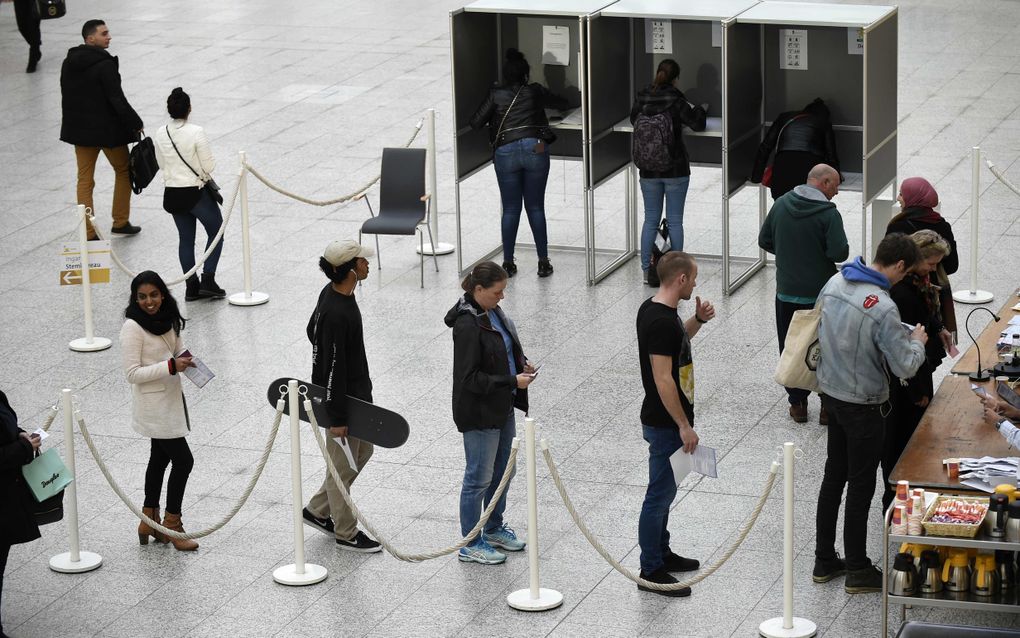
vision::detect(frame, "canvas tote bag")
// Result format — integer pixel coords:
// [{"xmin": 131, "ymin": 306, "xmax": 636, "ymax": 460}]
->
[{"xmin": 774, "ymin": 300, "xmax": 823, "ymax": 392}]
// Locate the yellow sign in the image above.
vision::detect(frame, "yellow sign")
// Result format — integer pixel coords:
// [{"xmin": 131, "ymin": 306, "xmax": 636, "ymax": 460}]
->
[{"xmin": 60, "ymin": 268, "xmax": 110, "ymax": 286}]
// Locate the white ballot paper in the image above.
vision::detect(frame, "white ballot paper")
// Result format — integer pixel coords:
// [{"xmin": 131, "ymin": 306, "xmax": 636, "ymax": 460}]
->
[
  {"xmin": 669, "ymin": 445, "xmax": 718, "ymax": 484},
  {"xmin": 333, "ymin": 437, "xmax": 359, "ymax": 473},
  {"xmin": 542, "ymin": 25, "xmax": 569, "ymax": 66},
  {"xmin": 178, "ymin": 350, "xmax": 214, "ymax": 388}
]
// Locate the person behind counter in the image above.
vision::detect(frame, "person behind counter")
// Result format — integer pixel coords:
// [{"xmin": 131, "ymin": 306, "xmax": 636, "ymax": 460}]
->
[
  {"xmin": 469, "ymin": 48, "xmax": 569, "ymax": 279},
  {"xmin": 982, "ymin": 392, "xmax": 1020, "ymax": 447}
]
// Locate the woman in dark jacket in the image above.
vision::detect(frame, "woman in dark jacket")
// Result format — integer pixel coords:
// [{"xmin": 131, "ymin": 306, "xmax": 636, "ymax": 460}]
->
[
  {"xmin": 444, "ymin": 262, "xmax": 536, "ymax": 565},
  {"xmin": 1, "ymin": 390, "xmax": 42, "ymax": 638},
  {"xmin": 881, "ymin": 230, "xmax": 953, "ymax": 510},
  {"xmin": 751, "ymin": 98, "xmax": 841, "ymax": 200},
  {"xmin": 887, "ymin": 176, "xmax": 959, "ymax": 336},
  {"xmin": 630, "ymin": 59, "xmax": 707, "ymax": 284},
  {"xmin": 470, "ymin": 49, "xmax": 569, "ymax": 278}
]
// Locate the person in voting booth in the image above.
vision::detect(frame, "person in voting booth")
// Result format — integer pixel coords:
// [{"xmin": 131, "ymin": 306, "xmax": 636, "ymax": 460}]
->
[
  {"xmin": 1, "ymin": 390, "xmax": 42, "ymax": 638},
  {"xmin": 751, "ymin": 98, "xmax": 841, "ymax": 201},
  {"xmin": 886, "ymin": 177, "xmax": 959, "ymax": 337},
  {"xmin": 881, "ymin": 230, "xmax": 953, "ymax": 511},
  {"xmin": 445, "ymin": 262, "xmax": 536, "ymax": 565},
  {"xmin": 120, "ymin": 271, "xmax": 199, "ymax": 552},
  {"xmin": 469, "ymin": 48, "xmax": 569, "ymax": 279},
  {"xmin": 630, "ymin": 59, "xmax": 707, "ymax": 286}
]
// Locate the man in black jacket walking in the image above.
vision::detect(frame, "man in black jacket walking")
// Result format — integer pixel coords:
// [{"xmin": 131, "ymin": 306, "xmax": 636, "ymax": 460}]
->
[{"xmin": 60, "ymin": 20, "xmax": 143, "ymax": 240}]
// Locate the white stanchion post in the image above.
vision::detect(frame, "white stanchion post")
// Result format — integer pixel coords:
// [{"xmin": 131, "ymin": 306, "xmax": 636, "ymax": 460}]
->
[
  {"xmin": 228, "ymin": 151, "xmax": 270, "ymax": 307},
  {"xmin": 760, "ymin": 442, "xmax": 815, "ymax": 638},
  {"xmin": 50, "ymin": 389, "xmax": 102, "ymax": 573},
  {"xmin": 507, "ymin": 419, "xmax": 563, "ymax": 611},
  {"xmin": 69, "ymin": 205, "xmax": 111, "ymax": 352},
  {"xmin": 273, "ymin": 380, "xmax": 327, "ymax": 586},
  {"xmin": 417, "ymin": 108, "xmax": 455, "ymax": 257},
  {"xmin": 954, "ymin": 146, "xmax": 994, "ymax": 304}
]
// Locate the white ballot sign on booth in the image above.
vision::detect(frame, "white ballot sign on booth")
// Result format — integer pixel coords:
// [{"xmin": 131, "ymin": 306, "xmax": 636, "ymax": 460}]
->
[{"xmin": 60, "ymin": 240, "xmax": 111, "ymax": 285}]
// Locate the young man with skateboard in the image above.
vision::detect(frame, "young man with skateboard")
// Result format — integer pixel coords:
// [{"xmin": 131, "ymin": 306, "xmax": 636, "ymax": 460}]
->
[{"xmin": 302, "ymin": 239, "xmax": 381, "ymax": 553}]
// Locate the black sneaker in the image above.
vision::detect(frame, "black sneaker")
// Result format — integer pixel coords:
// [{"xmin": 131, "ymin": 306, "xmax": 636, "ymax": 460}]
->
[
  {"xmin": 812, "ymin": 554, "xmax": 847, "ymax": 583},
  {"xmin": 302, "ymin": 508, "xmax": 334, "ymax": 536},
  {"xmin": 502, "ymin": 261, "xmax": 517, "ymax": 278},
  {"xmin": 537, "ymin": 258, "xmax": 553, "ymax": 278},
  {"xmin": 844, "ymin": 564, "xmax": 883, "ymax": 594},
  {"xmin": 662, "ymin": 552, "xmax": 700, "ymax": 573},
  {"xmin": 336, "ymin": 530, "xmax": 382, "ymax": 553},
  {"xmin": 111, "ymin": 222, "xmax": 142, "ymax": 235},
  {"xmin": 637, "ymin": 568, "xmax": 692, "ymax": 597}
]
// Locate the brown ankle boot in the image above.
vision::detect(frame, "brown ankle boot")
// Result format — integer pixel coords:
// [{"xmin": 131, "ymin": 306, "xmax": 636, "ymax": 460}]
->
[
  {"xmin": 139, "ymin": 507, "xmax": 169, "ymax": 545},
  {"xmin": 161, "ymin": 512, "xmax": 199, "ymax": 552}
]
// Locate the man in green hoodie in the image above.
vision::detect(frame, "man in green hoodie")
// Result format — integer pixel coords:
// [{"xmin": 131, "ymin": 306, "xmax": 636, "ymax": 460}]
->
[{"xmin": 758, "ymin": 164, "xmax": 848, "ymax": 424}]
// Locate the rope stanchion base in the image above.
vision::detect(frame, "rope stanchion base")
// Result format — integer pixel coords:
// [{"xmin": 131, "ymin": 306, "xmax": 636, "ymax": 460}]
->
[
  {"xmin": 952, "ymin": 289, "xmax": 994, "ymax": 304},
  {"xmin": 507, "ymin": 588, "xmax": 563, "ymax": 612},
  {"xmin": 273, "ymin": 563, "xmax": 328, "ymax": 587},
  {"xmin": 49, "ymin": 551, "xmax": 103, "ymax": 574},
  {"xmin": 69, "ymin": 337, "xmax": 112, "ymax": 352},
  {"xmin": 758, "ymin": 617, "xmax": 817, "ymax": 638},
  {"xmin": 228, "ymin": 291, "xmax": 270, "ymax": 307},
  {"xmin": 416, "ymin": 241, "xmax": 455, "ymax": 257}
]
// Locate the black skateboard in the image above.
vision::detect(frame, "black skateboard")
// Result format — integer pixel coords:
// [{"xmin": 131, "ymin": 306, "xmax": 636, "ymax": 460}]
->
[{"xmin": 266, "ymin": 378, "xmax": 409, "ymax": 448}]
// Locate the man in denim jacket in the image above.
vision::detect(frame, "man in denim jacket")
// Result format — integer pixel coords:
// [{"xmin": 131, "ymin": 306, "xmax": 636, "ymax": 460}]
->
[{"xmin": 811, "ymin": 233, "xmax": 927, "ymax": 594}]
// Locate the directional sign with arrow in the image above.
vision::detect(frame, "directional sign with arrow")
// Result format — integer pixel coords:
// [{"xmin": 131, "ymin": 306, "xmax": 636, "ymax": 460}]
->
[{"xmin": 60, "ymin": 241, "xmax": 111, "ymax": 286}]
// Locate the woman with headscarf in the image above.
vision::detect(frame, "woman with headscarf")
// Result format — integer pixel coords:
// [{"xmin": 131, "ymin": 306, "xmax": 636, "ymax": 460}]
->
[{"xmin": 886, "ymin": 176, "xmax": 959, "ymax": 336}]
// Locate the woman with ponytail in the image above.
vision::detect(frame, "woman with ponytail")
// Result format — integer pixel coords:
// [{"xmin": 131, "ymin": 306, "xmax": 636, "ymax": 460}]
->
[
  {"xmin": 470, "ymin": 49, "xmax": 569, "ymax": 278},
  {"xmin": 153, "ymin": 87, "xmax": 226, "ymax": 301},
  {"xmin": 630, "ymin": 59, "xmax": 707, "ymax": 286}
]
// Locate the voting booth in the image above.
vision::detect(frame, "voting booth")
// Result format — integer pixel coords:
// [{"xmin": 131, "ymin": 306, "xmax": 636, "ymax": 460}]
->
[
  {"xmin": 450, "ymin": 0, "xmax": 618, "ymax": 284},
  {"xmin": 591, "ymin": 0, "xmax": 760, "ymax": 292},
  {"xmin": 730, "ymin": 2, "xmax": 898, "ymax": 284}
]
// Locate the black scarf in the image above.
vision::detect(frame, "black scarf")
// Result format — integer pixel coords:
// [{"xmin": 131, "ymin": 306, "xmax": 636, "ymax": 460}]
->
[{"xmin": 126, "ymin": 303, "xmax": 178, "ymax": 336}]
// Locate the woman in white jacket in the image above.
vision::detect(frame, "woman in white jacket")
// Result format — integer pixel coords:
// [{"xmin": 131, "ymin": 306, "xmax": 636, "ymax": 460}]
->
[
  {"xmin": 120, "ymin": 270, "xmax": 198, "ymax": 551},
  {"xmin": 153, "ymin": 87, "xmax": 226, "ymax": 302}
]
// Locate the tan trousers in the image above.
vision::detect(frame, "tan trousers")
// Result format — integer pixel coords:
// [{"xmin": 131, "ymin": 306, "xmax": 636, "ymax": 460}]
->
[
  {"xmin": 307, "ymin": 436, "xmax": 374, "ymax": 541},
  {"xmin": 75, "ymin": 145, "xmax": 132, "ymax": 237}
]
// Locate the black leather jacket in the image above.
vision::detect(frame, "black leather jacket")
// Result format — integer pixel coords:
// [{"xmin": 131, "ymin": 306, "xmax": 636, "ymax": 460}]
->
[
  {"xmin": 751, "ymin": 110, "xmax": 840, "ymax": 182},
  {"xmin": 470, "ymin": 83, "xmax": 569, "ymax": 148}
]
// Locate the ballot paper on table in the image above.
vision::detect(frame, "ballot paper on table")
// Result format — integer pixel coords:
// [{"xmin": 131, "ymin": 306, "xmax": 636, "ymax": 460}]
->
[
  {"xmin": 670, "ymin": 445, "xmax": 718, "ymax": 484},
  {"xmin": 333, "ymin": 437, "xmax": 359, "ymax": 472}
]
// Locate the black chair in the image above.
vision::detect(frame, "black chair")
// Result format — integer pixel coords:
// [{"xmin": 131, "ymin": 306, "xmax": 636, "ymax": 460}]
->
[{"xmin": 357, "ymin": 148, "xmax": 439, "ymax": 288}]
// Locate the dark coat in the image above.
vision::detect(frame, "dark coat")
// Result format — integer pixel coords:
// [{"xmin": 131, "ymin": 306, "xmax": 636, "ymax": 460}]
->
[
  {"xmin": 751, "ymin": 108, "xmax": 840, "ymax": 196},
  {"xmin": 60, "ymin": 44, "xmax": 143, "ymax": 148},
  {"xmin": 470, "ymin": 83, "xmax": 569, "ymax": 148},
  {"xmin": 0, "ymin": 391, "xmax": 42, "ymax": 546},
  {"xmin": 629, "ymin": 84, "xmax": 707, "ymax": 179},
  {"xmin": 444, "ymin": 295, "xmax": 528, "ymax": 432}
]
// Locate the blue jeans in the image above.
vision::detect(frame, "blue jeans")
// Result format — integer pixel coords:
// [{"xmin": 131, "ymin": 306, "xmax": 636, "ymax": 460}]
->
[
  {"xmin": 460, "ymin": 414, "xmax": 517, "ymax": 546},
  {"xmin": 493, "ymin": 137, "xmax": 551, "ymax": 262},
  {"xmin": 171, "ymin": 189, "xmax": 223, "ymax": 275},
  {"xmin": 639, "ymin": 424, "xmax": 682, "ymax": 574},
  {"xmin": 639, "ymin": 176, "xmax": 690, "ymax": 271}
]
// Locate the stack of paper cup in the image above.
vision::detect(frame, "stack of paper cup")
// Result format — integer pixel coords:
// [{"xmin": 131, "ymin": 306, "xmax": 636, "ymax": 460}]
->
[
  {"xmin": 907, "ymin": 495, "xmax": 924, "ymax": 535},
  {"xmin": 891, "ymin": 504, "xmax": 908, "ymax": 535},
  {"xmin": 895, "ymin": 480, "xmax": 910, "ymax": 506}
]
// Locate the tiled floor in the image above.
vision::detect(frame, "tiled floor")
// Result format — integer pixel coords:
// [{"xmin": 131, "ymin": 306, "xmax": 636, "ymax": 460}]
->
[{"xmin": 2, "ymin": 0, "xmax": 1020, "ymax": 636}]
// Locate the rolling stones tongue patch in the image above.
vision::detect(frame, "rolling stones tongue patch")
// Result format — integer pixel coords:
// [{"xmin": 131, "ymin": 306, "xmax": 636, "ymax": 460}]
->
[{"xmin": 863, "ymin": 294, "xmax": 879, "ymax": 309}]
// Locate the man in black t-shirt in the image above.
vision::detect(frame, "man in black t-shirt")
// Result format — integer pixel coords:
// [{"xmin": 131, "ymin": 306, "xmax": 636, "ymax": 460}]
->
[
  {"xmin": 635, "ymin": 251, "xmax": 715, "ymax": 597},
  {"xmin": 302, "ymin": 239, "xmax": 382, "ymax": 554}
]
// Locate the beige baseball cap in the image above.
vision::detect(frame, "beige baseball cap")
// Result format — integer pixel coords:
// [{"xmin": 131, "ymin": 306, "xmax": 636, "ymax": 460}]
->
[{"xmin": 323, "ymin": 239, "xmax": 373, "ymax": 266}]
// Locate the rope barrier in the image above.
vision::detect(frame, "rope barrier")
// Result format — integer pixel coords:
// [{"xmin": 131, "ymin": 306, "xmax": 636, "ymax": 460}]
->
[
  {"xmin": 90, "ymin": 174, "xmax": 241, "ymax": 286},
  {"xmin": 40, "ymin": 405, "xmax": 59, "ymax": 433},
  {"xmin": 242, "ymin": 118, "xmax": 424, "ymax": 207},
  {"xmin": 305, "ymin": 399, "xmax": 517, "ymax": 562},
  {"xmin": 74, "ymin": 403, "xmax": 284, "ymax": 540},
  {"xmin": 543, "ymin": 445, "xmax": 780, "ymax": 592},
  {"xmin": 986, "ymin": 158, "xmax": 1020, "ymax": 199}
]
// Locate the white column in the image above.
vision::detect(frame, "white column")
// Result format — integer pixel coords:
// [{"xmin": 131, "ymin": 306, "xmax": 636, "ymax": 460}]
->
[
  {"xmin": 50, "ymin": 389, "xmax": 102, "ymax": 573},
  {"xmin": 228, "ymin": 151, "xmax": 270, "ymax": 306}
]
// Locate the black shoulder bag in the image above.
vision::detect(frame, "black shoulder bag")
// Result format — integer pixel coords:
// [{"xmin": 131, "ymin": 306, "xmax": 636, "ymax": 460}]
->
[{"xmin": 166, "ymin": 126, "xmax": 223, "ymax": 205}]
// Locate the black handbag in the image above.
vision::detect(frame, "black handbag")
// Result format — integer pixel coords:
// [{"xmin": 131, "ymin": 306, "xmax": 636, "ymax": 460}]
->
[
  {"xmin": 646, "ymin": 218, "xmax": 670, "ymax": 288},
  {"xmin": 30, "ymin": 490, "xmax": 65, "ymax": 526},
  {"xmin": 166, "ymin": 126, "xmax": 223, "ymax": 205},
  {"xmin": 129, "ymin": 137, "xmax": 160, "ymax": 194},
  {"xmin": 33, "ymin": 0, "xmax": 66, "ymax": 19}
]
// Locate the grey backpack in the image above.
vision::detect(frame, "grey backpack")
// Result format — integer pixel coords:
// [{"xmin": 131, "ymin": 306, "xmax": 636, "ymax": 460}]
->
[{"xmin": 632, "ymin": 111, "xmax": 674, "ymax": 172}]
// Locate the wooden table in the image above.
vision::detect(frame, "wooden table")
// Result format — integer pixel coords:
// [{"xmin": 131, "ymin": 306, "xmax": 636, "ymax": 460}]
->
[
  {"xmin": 890, "ymin": 376, "xmax": 1015, "ymax": 491},
  {"xmin": 951, "ymin": 296, "xmax": 1020, "ymax": 376}
]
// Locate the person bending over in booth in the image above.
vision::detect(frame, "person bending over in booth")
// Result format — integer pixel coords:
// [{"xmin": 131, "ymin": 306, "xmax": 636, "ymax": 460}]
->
[
  {"xmin": 301, "ymin": 240, "xmax": 381, "ymax": 554},
  {"xmin": 751, "ymin": 98, "xmax": 841, "ymax": 201}
]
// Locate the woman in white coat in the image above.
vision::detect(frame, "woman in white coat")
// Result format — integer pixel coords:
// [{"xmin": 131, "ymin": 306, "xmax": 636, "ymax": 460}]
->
[
  {"xmin": 120, "ymin": 270, "xmax": 198, "ymax": 551},
  {"xmin": 153, "ymin": 87, "xmax": 226, "ymax": 302}
]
